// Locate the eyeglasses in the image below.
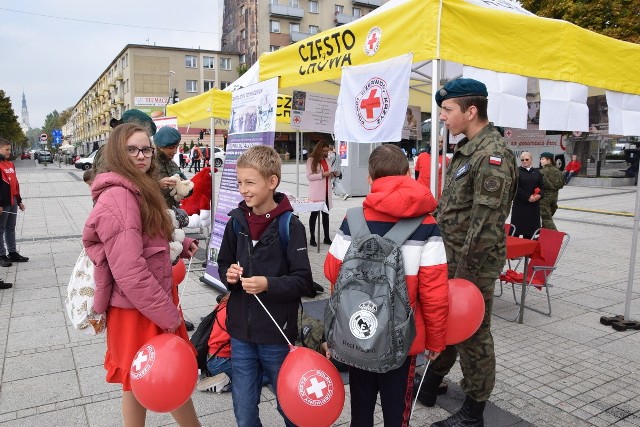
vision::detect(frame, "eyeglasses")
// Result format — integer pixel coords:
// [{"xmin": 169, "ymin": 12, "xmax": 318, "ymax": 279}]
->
[
  {"xmin": 520, "ymin": 158, "xmax": 531, "ymax": 162},
  {"xmin": 127, "ymin": 146, "xmax": 155, "ymax": 158}
]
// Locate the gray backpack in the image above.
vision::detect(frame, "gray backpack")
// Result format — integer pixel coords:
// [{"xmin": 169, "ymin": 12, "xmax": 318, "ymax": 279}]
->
[{"xmin": 324, "ymin": 207, "xmax": 425, "ymax": 373}]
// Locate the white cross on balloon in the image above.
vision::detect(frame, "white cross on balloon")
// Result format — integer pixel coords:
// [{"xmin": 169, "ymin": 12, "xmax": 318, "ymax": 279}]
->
[
  {"xmin": 132, "ymin": 350, "xmax": 148, "ymax": 372},
  {"xmin": 306, "ymin": 376, "xmax": 328, "ymax": 398}
]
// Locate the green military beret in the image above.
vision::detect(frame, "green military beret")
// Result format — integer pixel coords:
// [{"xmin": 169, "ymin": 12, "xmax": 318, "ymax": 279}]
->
[
  {"xmin": 435, "ymin": 78, "xmax": 488, "ymax": 107},
  {"xmin": 540, "ymin": 152, "xmax": 554, "ymax": 160},
  {"xmin": 154, "ymin": 127, "xmax": 181, "ymax": 147},
  {"xmin": 121, "ymin": 109, "xmax": 157, "ymax": 136}
]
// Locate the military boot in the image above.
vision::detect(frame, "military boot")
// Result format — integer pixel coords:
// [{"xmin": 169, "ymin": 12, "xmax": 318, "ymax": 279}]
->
[
  {"xmin": 431, "ymin": 395, "xmax": 486, "ymax": 427},
  {"xmin": 415, "ymin": 370, "xmax": 445, "ymax": 407}
]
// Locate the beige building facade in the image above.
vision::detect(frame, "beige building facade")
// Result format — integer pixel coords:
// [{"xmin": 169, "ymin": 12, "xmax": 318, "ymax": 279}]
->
[
  {"xmin": 221, "ymin": 0, "xmax": 381, "ymax": 68},
  {"xmin": 66, "ymin": 44, "xmax": 240, "ymax": 155}
]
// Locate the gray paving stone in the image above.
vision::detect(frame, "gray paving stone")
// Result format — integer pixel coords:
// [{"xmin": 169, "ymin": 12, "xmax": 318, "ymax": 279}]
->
[
  {"xmin": 5, "ymin": 324, "xmax": 69, "ymax": 353},
  {"xmin": 2, "ymin": 348, "xmax": 75, "ymax": 382},
  {"xmin": 0, "ymin": 407, "xmax": 87, "ymax": 426},
  {"xmin": 0, "ymin": 371, "xmax": 81, "ymax": 413}
]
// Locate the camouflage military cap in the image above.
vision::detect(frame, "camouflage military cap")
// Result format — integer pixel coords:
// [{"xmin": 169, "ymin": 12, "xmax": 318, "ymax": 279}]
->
[
  {"xmin": 121, "ymin": 109, "xmax": 157, "ymax": 136},
  {"xmin": 540, "ymin": 152, "xmax": 554, "ymax": 160},
  {"xmin": 436, "ymin": 78, "xmax": 488, "ymax": 107}
]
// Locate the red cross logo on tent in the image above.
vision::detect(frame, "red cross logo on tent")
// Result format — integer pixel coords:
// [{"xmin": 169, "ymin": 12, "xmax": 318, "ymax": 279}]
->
[
  {"xmin": 505, "ymin": 129, "xmax": 513, "ymax": 138},
  {"xmin": 364, "ymin": 26, "xmax": 382, "ymax": 56},
  {"xmin": 130, "ymin": 345, "xmax": 155, "ymax": 380},
  {"xmin": 293, "ymin": 115, "xmax": 301, "ymax": 125}
]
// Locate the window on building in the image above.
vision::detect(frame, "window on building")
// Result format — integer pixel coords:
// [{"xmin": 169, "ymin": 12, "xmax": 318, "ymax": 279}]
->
[
  {"xmin": 269, "ymin": 0, "xmax": 277, "ymax": 4},
  {"xmin": 240, "ymin": 54, "xmax": 246, "ymax": 64},
  {"xmin": 270, "ymin": 20, "xmax": 280, "ymax": 33},
  {"xmin": 309, "ymin": 25, "xmax": 319, "ymax": 34},
  {"xmin": 290, "ymin": 23, "xmax": 300, "ymax": 33},
  {"xmin": 185, "ymin": 55, "xmax": 197, "ymax": 68},
  {"xmin": 204, "ymin": 80, "xmax": 215, "ymax": 91},
  {"xmin": 270, "ymin": 45, "xmax": 280, "ymax": 52},
  {"xmin": 353, "ymin": 7, "xmax": 361, "ymax": 17},
  {"xmin": 203, "ymin": 56, "xmax": 215, "ymax": 69},
  {"xmin": 290, "ymin": 0, "xmax": 300, "ymax": 7},
  {"xmin": 241, "ymin": 29, "xmax": 246, "ymax": 39},
  {"xmin": 309, "ymin": 0, "xmax": 318, "ymax": 13},
  {"xmin": 186, "ymin": 80, "xmax": 198, "ymax": 93},
  {"xmin": 335, "ymin": 4, "xmax": 344, "ymax": 14},
  {"xmin": 220, "ymin": 57, "xmax": 231, "ymax": 70},
  {"xmin": 125, "ymin": 79, "xmax": 129, "ymax": 93},
  {"xmin": 220, "ymin": 81, "xmax": 231, "ymax": 90}
]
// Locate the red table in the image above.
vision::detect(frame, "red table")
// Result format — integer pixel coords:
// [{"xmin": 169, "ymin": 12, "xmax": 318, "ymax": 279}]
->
[{"xmin": 505, "ymin": 236, "xmax": 541, "ymax": 323}]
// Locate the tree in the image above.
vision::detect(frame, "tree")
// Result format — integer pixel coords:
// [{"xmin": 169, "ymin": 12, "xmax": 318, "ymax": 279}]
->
[
  {"xmin": 521, "ymin": 0, "xmax": 640, "ymax": 43},
  {"xmin": 41, "ymin": 107, "xmax": 72, "ymax": 148},
  {"xmin": 0, "ymin": 90, "xmax": 25, "ymax": 145}
]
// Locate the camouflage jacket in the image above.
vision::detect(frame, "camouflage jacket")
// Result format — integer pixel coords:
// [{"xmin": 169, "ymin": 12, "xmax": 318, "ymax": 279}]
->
[
  {"xmin": 540, "ymin": 164, "xmax": 564, "ymax": 194},
  {"xmin": 156, "ymin": 150, "xmax": 188, "ymax": 209},
  {"xmin": 436, "ymin": 123, "xmax": 517, "ymax": 280}
]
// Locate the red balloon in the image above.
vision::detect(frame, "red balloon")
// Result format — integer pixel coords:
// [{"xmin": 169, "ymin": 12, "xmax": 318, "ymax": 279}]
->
[
  {"xmin": 172, "ymin": 258, "xmax": 186, "ymax": 286},
  {"xmin": 277, "ymin": 346, "xmax": 345, "ymax": 427},
  {"xmin": 446, "ymin": 278, "xmax": 485, "ymax": 345},
  {"xmin": 130, "ymin": 334, "xmax": 198, "ymax": 413}
]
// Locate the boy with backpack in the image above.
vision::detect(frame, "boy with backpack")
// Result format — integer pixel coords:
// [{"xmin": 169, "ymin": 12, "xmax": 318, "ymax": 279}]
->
[
  {"xmin": 323, "ymin": 144, "xmax": 449, "ymax": 426},
  {"xmin": 217, "ymin": 145, "xmax": 315, "ymax": 427}
]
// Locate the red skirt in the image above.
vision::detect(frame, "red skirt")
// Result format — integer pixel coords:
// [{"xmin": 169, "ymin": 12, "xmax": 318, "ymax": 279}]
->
[{"xmin": 104, "ymin": 286, "xmax": 194, "ymax": 391}]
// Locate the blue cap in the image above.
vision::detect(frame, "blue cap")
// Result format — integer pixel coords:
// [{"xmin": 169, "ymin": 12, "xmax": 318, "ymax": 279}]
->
[
  {"xmin": 435, "ymin": 78, "xmax": 488, "ymax": 107},
  {"xmin": 154, "ymin": 127, "xmax": 181, "ymax": 147}
]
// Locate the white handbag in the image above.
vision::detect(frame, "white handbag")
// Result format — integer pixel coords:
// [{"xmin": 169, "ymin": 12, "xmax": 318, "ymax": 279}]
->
[{"xmin": 65, "ymin": 248, "xmax": 106, "ymax": 335}]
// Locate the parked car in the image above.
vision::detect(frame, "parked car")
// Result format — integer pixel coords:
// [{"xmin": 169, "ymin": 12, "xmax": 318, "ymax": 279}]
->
[
  {"xmin": 74, "ymin": 150, "xmax": 98, "ymax": 170},
  {"xmin": 37, "ymin": 151, "xmax": 53, "ymax": 164},
  {"xmin": 213, "ymin": 147, "xmax": 225, "ymax": 168},
  {"xmin": 20, "ymin": 153, "xmax": 30, "ymax": 160}
]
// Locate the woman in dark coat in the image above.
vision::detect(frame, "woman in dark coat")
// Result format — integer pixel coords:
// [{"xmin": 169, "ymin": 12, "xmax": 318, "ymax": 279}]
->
[{"xmin": 511, "ymin": 152, "xmax": 544, "ymax": 239}]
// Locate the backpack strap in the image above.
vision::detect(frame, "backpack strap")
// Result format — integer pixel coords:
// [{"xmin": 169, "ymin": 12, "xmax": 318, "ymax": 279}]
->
[
  {"xmin": 232, "ymin": 211, "xmax": 292, "ymax": 254},
  {"xmin": 346, "ymin": 207, "xmax": 371, "ymax": 240},
  {"xmin": 383, "ymin": 215, "xmax": 427, "ymax": 247}
]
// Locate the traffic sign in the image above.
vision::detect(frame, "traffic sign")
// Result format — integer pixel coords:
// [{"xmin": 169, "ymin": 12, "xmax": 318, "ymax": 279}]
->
[{"xmin": 39, "ymin": 133, "xmax": 47, "ymax": 142}]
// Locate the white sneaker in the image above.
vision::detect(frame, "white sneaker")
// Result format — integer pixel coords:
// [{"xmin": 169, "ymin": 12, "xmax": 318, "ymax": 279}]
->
[
  {"xmin": 197, "ymin": 373, "xmax": 231, "ymax": 393},
  {"xmin": 343, "ymin": 194, "xmax": 350, "ymax": 201}
]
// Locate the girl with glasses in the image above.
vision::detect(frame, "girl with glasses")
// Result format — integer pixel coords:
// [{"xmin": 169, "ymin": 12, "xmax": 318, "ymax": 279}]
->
[{"xmin": 83, "ymin": 123, "xmax": 201, "ymax": 426}]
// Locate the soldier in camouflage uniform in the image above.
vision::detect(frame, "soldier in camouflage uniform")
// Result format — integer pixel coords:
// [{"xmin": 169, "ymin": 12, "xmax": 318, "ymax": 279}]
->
[
  {"xmin": 538, "ymin": 152, "xmax": 564, "ymax": 230},
  {"xmin": 418, "ymin": 79, "xmax": 517, "ymax": 427},
  {"xmin": 154, "ymin": 127, "xmax": 190, "ymax": 210}
]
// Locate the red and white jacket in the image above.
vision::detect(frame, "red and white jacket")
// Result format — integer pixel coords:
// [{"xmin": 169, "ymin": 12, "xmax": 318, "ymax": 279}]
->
[{"xmin": 324, "ymin": 175, "xmax": 449, "ymax": 354}]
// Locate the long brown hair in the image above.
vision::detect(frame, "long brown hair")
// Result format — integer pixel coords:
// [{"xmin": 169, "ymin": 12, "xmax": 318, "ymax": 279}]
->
[
  {"xmin": 99, "ymin": 124, "xmax": 173, "ymax": 238},
  {"xmin": 310, "ymin": 140, "xmax": 329, "ymax": 173}
]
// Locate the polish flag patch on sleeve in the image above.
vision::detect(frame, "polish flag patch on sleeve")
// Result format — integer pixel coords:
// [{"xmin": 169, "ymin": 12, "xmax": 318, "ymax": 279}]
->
[{"xmin": 489, "ymin": 156, "xmax": 502, "ymax": 166}]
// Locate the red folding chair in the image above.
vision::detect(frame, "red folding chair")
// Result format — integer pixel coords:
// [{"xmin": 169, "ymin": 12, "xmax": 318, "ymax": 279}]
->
[
  {"xmin": 499, "ymin": 228, "xmax": 570, "ymax": 319},
  {"xmin": 495, "ymin": 223, "xmax": 517, "ymax": 297}
]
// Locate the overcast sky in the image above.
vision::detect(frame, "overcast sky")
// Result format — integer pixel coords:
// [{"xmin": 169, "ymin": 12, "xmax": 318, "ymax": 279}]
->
[{"xmin": 0, "ymin": 0, "xmax": 222, "ymax": 129}]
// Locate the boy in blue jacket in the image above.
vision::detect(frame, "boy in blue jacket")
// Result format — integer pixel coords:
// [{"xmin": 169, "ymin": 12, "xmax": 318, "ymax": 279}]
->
[{"xmin": 217, "ymin": 145, "xmax": 314, "ymax": 427}]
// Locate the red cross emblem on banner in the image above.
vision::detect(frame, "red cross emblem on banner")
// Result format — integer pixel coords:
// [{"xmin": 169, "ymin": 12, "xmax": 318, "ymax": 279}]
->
[
  {"xmin": 355, "ymin": 77, "xmax": 390, "ymax": 131},
  {"xmin": 359, "ymin": 89, "xmax": 381, "ymax": 119},
  {"xmin": 364, "ymin": 27, "xmax": 382, "ymax": 56}
]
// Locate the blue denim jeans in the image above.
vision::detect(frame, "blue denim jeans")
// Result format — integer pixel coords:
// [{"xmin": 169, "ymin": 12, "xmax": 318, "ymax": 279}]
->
[
  {"xmin": 230, "ymin": 338, "xmax": 294, "ymax": 427},
  {"xmin": 206, "ymin": 355, "xmax": 269, "ymax": 392}
]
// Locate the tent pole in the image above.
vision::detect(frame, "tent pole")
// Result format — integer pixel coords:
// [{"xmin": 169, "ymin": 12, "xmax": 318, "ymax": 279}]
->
[
  {"xmin": 430, "ymin": 60, "xmax": 442, "ymax": 199},
  {"xmin": 624, "ymin": 177, "xmax": 640, "ymax": 320},
  {"xmin": 296, "ymin": 131, "xmax": 300, "ymax": 198},
  {"xmin": 210, "ymin": 117, "xmax": 216, "ymax": 231}
]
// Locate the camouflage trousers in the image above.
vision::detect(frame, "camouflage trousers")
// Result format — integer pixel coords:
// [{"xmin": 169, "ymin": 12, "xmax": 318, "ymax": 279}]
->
[
  {"xmin": 540, "ymin": 192, "xmax": 558, "ymax": 230},
  {"xmin": 430, "ymin": 275, "xmax": 496, "ymax": 402}
]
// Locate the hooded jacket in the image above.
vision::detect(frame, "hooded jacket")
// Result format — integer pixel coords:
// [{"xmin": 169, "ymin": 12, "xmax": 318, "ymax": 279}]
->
[
  {"xmin": 0, "ymin": 156, "xmax": 21, "ymax": 207},
  {"xmin": 324, "ymin": 175, "xmax": 449, "ymax": 353},
  {"xmin": 217, "ymin": 192, "xmax": 315, "ymax": 344},
  {"xmin": 83, "ymin": 172, "xmax": 193, "ymax": 331}
]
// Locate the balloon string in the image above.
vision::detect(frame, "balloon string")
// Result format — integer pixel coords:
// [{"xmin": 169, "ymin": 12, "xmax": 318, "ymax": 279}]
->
[
  {"xmin": 252, "ymin": 294, "xmax": 293, "ymax": 347},
  {"xmin": 177, "ymin": 257, "xmax": 192, "ymax": 310},
  {"xmin": 410, "ymin": 359, "xmax": 430, "ymax": 423}
]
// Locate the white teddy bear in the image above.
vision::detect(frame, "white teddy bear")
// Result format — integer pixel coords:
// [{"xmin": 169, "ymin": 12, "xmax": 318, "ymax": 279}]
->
[
  {"xmin": 167, "ymin": 209, "xmax": 186, "ymax": 264},
  {"xmin": 167, "ymin": 174, "xmax": 194, "ymax": 202}
]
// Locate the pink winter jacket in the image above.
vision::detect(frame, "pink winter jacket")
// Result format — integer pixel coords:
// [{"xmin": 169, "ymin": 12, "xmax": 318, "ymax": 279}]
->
[
  {"xmin": 306, "ymin": 158, "xmax": 333, "ymax": 210},
  {"xmin": 83, "ymin": 172, "xmax": 193, "ymax": 331}
]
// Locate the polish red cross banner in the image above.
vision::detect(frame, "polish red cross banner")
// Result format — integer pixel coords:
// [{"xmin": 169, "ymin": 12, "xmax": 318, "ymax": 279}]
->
[{"xmin": 334, "ymin": 53, "xmax": 412, "ymax": 143}]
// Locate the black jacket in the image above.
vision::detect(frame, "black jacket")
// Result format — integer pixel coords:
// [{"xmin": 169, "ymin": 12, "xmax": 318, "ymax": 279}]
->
[{"xmin": 217, "ymin": 198, "xmax": 314, "ymax": 344}]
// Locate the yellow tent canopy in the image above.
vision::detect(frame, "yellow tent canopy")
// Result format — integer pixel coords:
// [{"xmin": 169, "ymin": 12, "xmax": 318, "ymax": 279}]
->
[{"xmin": 259, "ymin": 0, "xmax": 640, "ymax": 98}]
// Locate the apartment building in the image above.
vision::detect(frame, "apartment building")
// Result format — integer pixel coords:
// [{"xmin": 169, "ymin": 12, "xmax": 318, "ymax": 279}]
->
[
  {"xmin": 221, "ymin": 0, "xmax": 382, "ymax": 68},
  {"xmin": 66, "ymin": 44, "xmax": 240, "ymax": 155}
]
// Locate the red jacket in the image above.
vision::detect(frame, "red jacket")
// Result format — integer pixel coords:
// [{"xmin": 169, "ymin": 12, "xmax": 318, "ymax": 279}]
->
[
  {"xmin": 324, "ymin": 175, "xmax": 449, "ymax": 353},
  {"xmin": 207, "ymin": 300, "xmax": 231, "ymax": 358},
  {"xmin": 83, "ymin": 172, "xmax": 195, "ymax": 330},
  {"xmin": 565, "ymin": 160, "xmax": 581, "ymax": 174}
]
